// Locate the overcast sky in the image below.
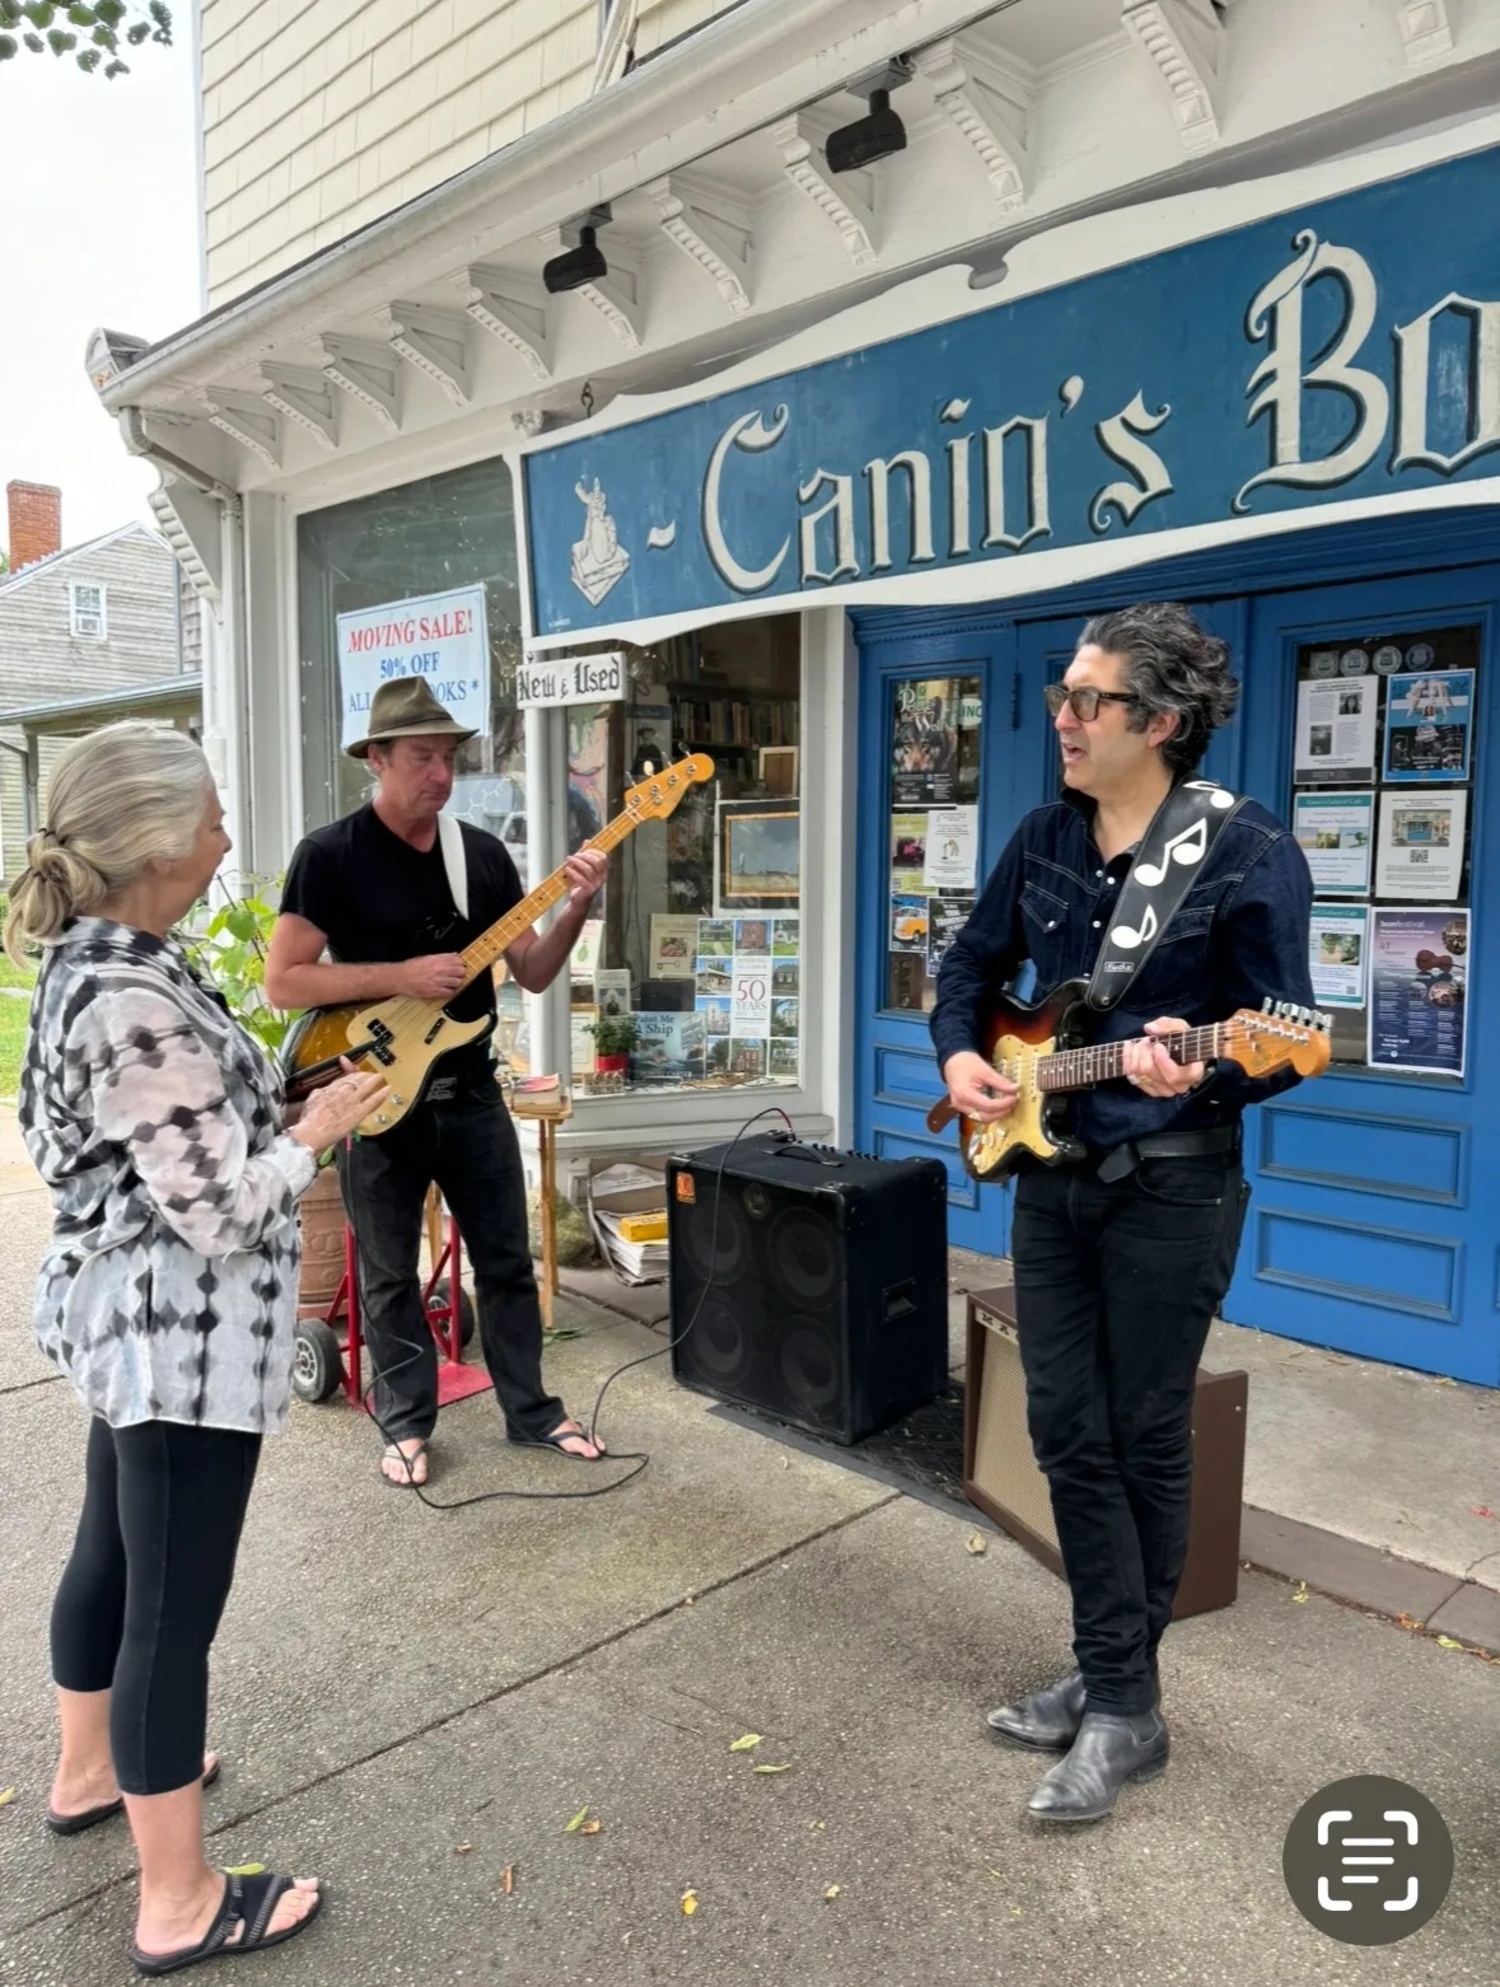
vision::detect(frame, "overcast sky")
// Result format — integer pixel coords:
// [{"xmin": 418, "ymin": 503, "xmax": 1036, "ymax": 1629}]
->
[{"xmin": 1, "ymin": 29, "xmax": 200, "ymax": 554}]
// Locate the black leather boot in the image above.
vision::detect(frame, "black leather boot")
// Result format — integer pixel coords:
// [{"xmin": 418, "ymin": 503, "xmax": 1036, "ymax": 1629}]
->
[
  {"xmin": 1025, "ymin": 1709, "xmax": 1170, "ymax": 1823},
  {"xmin": 985, "ymin": 1670, "xmax": 1086, "ymax": 1752}
]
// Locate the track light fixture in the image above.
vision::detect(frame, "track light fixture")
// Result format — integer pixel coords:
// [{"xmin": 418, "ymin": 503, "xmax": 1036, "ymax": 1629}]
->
[
  {"xmin": 542, "ymin": 211, "xmax": 611, "ymax": 294},
  {"xmin": 826, "ymin": 60, "xmax": 912, "ymax": 174}
]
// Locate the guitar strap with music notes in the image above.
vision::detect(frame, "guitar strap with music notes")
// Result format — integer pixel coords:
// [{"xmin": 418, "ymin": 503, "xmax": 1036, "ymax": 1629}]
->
[{"xmin": 1085, "ymin": 779, "xmax": 1247, "ymax": 1013}]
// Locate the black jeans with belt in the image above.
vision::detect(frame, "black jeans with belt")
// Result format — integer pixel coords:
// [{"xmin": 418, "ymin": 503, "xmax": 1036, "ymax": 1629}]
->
[
  {"xmin": 1011, "ymin": 1149, "xmax": 1249, "ymax": 1716},
  {"xmin": 52, "ymin": 1416, "xmax": 261, "ymax": 1796},
  {"xmin": 337, "ymin": 1064, "xmax": 562, "ymax": 1446}
]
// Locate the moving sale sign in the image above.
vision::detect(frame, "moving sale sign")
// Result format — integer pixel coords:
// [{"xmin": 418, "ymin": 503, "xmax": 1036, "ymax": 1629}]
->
[{"xmin": 336, "ymin": 584, "xmax": 489, "ymax": 749}]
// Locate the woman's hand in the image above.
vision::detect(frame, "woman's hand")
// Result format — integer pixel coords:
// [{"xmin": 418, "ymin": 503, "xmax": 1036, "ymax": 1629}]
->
[{"xmin": 288, "ymin": 1059, "xmax": 391, "ymax": 1156}]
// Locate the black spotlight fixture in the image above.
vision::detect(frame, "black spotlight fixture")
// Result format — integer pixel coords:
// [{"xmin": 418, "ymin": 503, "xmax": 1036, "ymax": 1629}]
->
[
  {"xmin": 825, "ymin": 61, "xmax": 911, "ymax": 175},
  {"xmin": 542, "ymin": 212, "xmax": 610, "ymax": 294}
]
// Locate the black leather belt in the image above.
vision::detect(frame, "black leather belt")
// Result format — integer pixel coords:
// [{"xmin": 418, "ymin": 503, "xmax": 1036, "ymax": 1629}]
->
[{"xmin": 1093, "ymin": 1123, "xmax": 1241, "ymax": 1184}]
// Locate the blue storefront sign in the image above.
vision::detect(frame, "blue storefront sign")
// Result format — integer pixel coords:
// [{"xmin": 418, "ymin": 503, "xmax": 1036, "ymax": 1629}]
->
[{"xmin": 522, "ymin": 146, "xmax": 1500, "ymax": 640}]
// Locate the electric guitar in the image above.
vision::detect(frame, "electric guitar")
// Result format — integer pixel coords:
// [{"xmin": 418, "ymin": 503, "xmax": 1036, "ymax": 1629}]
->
[
  {"xmin": 281, "ymin": 753, "xmax": 716, "ymax": 1136},
  {"xmin": 926, "ymin": 979, "xmax": 1332, "ymax": 1183}
]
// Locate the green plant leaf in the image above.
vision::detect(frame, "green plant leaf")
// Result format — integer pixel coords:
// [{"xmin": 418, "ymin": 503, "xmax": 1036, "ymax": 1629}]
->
[
  {"xmin": 563, "ymin": 1805, "xmax": 590, "ymax": 1833},
  {"xmin": 728, "ymin": 1734, "xmax": 763, "ymax": 1752}
]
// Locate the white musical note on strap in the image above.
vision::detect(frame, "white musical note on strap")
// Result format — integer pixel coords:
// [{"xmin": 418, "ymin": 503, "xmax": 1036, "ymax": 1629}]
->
[
  {"xmin": 1133, "ymin": 816, "xmax": 1208, "ymax": 889},
  {"xmin": 1110, "ymin": 902, "xmax": 1158, "ymax": 951}
]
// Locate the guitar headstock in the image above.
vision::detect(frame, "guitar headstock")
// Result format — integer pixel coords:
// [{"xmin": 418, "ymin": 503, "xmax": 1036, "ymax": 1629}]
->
[
  {"xmin": 623, "ymin": 753, "xmax": 716, "ymax": 822},
  {"xmin": 1222, "ymin": 1000, "xmax": 1333, "ymax": 1080}
]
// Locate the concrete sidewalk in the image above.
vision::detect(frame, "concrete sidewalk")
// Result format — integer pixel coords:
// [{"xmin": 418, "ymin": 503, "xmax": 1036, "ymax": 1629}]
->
[{"xmin": 3, "ymin": 1285, "xmax": 1497, "ymax": 1986}]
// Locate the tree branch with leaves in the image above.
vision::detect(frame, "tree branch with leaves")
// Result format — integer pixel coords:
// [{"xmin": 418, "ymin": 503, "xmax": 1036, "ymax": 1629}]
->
[{"xmin": 0, "ymin": 2, "xmax": 171, "ymax": 78}]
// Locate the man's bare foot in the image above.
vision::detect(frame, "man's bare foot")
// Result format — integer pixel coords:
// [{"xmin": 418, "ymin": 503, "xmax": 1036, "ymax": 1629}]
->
[
  {"xmin": 380, "ymin": 1438, "xmax": 429, "ymax": 1487},
  {"xmin": 134, "ymin": 1870, "xmax": 320, "ymax": 1960},
  {"xmin": 49, "ymin": 1752, "xmax": 219, "ymax": 1822}
]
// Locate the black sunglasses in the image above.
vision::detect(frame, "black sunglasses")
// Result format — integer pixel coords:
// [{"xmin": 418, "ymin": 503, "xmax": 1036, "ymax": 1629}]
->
[{"xmin": 1044, "ymin": 683, "xmax": 1139, "ymax": 723}]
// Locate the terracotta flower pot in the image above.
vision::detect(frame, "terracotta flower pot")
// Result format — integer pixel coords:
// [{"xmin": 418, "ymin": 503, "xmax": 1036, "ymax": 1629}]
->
[{"xmin": 298, "ymin": 1162, "xmax": 347, "ymax": 1311}]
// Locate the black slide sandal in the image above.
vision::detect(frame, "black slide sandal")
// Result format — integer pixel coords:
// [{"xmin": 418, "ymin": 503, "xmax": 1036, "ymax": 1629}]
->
[
  {"xmin": 47, "ymin": 1757, "xmax": 222, "ymax": 1837},
  {"xmin": 130, "ymin": 1871, "xmax": 324, "ymax": 1977}
]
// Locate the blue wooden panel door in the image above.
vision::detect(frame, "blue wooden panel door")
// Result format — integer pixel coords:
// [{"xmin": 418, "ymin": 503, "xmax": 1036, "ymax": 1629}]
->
[{"xmin": 1229, "ymin": 568, "xmax": 1500, "ymax": 1385}]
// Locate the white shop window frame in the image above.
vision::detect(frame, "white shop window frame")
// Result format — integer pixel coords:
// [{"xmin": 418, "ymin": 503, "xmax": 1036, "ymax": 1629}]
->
[{"xmin": 69, "ymin": 582, "xmax": 108, "ymax": 640}]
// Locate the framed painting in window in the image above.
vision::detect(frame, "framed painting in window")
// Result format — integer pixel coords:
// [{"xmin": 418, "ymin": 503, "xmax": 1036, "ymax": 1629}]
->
[{"xmin": 715, "ymin": 797, "xmax": 801, "ymax": 914}]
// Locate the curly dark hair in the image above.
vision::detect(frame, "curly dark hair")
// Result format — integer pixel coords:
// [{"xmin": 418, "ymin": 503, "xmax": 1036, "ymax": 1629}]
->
[{"xmin": 1077, "ymin": 602, "xmax": 1240, "ymax": 777}]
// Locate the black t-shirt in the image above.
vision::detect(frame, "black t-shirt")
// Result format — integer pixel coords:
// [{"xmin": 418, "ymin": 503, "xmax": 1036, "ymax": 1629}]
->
[{"xmin": 280, "ymin": 805, "xmax": 524, "ymax": 1067}]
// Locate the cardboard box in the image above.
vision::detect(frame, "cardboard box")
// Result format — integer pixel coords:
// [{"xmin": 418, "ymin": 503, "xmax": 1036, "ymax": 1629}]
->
[{"xmin": 963, "ymin": 1284, "xmax": 1247, "ymax": 1621}]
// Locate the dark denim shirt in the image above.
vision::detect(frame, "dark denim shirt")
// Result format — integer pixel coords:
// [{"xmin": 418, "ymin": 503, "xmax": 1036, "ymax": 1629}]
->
[{"xmin": 930, "ymin": 791, "xmax": 1316, "ymax": 1150}]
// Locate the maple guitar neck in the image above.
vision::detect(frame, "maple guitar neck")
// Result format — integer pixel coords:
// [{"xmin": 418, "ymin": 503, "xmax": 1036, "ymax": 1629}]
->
[
  {"xmin": 1036, "ymin": 1022, "xmax": 1226, "ymax": 1095},
  {"xmin": 453, "ymin": 809, "xmax": 637, "ymax": 990}
]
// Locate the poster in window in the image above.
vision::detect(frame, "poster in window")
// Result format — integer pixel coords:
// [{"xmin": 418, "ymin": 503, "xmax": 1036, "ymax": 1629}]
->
[
  {"xmin": 922, "ymin": 806, "xmax": 979, "ymax": 892},
  {"xmin": 927, "ymin": 896, "xmax": 975, "ymax": 976},
  {"xmin": 890, "ymin": 813, "xmax": 928, "ymax": 893},
  {"xmin": 890, "ymin": 894, "xmax": 930, "ymax": 954},
  {"xmin": 1382, "ymin": 671, "xmax": 1475, "ymax": 783},
  {"xmin": 631, "ymin": 1010, "xmax": 706, "ymax": 1084},
  {"xmin": 1309, "ymin": 903, "xmax": 1369, "ymax": 1009},
  {"xmin": 1292, "ymin": 791, "xmax": 1373, "ymax": 896},
  {"xmin": 891, "ymin": 679, "xmax": 961, "ymax": 806},
  {"xmin": 649, "ymin": 914, "xmax": 699, "ymax": 979},
  {"xmin": 1293, "ymin": 675, "xmax": 1377, "ymax": 785},
  {"xmin": 1375, "ymin": 790, "xmax": 1468, "ymax": 900},
  {"xmin": 1367, "ymin": 908, "xmax": 1468, "ymax": 1078}
]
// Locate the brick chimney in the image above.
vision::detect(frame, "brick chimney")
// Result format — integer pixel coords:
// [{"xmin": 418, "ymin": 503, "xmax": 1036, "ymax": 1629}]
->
[{"xmin": 6, "ymin": 481, "xmax": 63, "ymax": 570}]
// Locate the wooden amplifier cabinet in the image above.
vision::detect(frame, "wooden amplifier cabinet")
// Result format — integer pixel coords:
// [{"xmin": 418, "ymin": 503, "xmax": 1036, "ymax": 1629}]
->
[{"xmin": 963, "ymin": 1284, "xmax": 1247, "ymax": 1620}]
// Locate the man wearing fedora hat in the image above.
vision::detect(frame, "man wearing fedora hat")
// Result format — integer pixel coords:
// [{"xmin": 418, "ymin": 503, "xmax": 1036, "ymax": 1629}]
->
[{"xmin": 266, "ymin": 678, "xmax": 608, "ymax": 1486}]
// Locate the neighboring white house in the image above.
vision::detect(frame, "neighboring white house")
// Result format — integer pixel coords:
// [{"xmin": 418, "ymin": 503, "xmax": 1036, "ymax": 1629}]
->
[{"xmin": 0, "ymin": 493, "xmax": 201, "ymax": 872}]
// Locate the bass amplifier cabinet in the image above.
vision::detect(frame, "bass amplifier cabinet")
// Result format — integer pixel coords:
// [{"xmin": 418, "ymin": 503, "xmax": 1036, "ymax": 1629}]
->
[
  {"xmin": 964, "ymin": 1285, "xmax": 1248, "ymax": 1620},
  {"xmin": 666, "ymin": 1133, "xmax": 949, "ymax": 1446}
]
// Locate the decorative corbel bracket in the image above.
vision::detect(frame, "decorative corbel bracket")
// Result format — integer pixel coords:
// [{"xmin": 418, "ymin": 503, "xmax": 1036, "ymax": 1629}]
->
[
  {"xmin": 648, "ymin": 174, "xmax": 753, "ymax": 314},
  {"xmin": 148, "ymin": 478, "xmax": 222, "ymax": 602},
  {"xmin": 466, "ymin": 266, "xmax": 551, "ymax": 380},
  {"xmin": 1121, "ymin": 0, "xmax": 1223, "ymax": 153},
  {"xmin": 538, "ymin": 227, "xmax": 644, "ymax": 348},
  {"xmin": 320, "ymin": 334, "xmax": 403, "ymax": 433},
  {"xmin": 1398, "ymin": 1, "xmax": 1453, "ymax": 63},
  {"xmin": 915, "ymin": 38, "xmax": 1031, "ymax": 211},
  {"xmin": 259, "ymin": 362, "xmax": 340, "ymax": 451},
  {"xmin": 772, "ymin": 111, "xmax": 877, "ymax": 267},
  {"xmin": 383, "ymin": 301, "xmax": 472, "ymax": 406},
  {"xmin": 202, "ymin": 387, "xmax": 282, "ymax": 470}
]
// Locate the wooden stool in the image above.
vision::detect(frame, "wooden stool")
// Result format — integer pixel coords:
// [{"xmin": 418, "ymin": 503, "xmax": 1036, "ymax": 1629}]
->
[{"xmin": 508, "ymin": 1090, "xmax": 574, "ymax": 1328}]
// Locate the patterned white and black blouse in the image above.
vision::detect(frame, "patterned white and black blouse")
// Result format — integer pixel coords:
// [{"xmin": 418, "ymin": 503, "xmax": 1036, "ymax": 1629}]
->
[{"xmin": 20, "ymin": 917, "xmax": 318, "ymax": 1434}]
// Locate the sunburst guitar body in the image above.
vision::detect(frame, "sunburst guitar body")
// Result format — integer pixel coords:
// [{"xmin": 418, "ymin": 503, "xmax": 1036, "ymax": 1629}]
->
[
  {"xmin": 281, "ymin": 753, "xmax": 715, "ymax": 1137},
  {"xmin": 927, "ymin": 978, "xmax": 1333, "ymax": 1183}
]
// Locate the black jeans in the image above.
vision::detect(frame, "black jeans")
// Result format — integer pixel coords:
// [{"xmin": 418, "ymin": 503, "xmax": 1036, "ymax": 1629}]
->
[
  {"xmin": 1011, "ymin": 1151, "xmax": 1248, "ymax": 1716},
  {"xmin": 51, "ymin": 1416, "xmax": 260, "ymax": 1796},
  {"xmin": 337, "ymin": 1066, "xmax": 562, "ymax": 1446}
]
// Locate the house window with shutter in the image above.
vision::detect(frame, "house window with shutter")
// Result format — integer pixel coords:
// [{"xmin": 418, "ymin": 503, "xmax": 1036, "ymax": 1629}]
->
[{"xmin": 69, "ymin": 582, "xmax": 108, "ymax": 640}]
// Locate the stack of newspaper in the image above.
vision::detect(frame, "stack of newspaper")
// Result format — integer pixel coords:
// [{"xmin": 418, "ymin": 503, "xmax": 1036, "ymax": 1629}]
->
[{"xmin": 587, "ymin": 1161, "xmax": 670, "ymax": 1285}]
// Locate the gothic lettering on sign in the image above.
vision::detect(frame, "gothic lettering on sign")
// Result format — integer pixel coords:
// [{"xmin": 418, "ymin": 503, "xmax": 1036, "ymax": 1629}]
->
[
  {"xmin": 1236, "ymin": 230, "xmax": 1390, "ymax": 512},
  {"xmin": 703, "ymin": 406, "xmax": 792, "ymax": 592},
  {"xmin": 1091, "ymin": 392, "xmax": 1176, "ymax": 533},
  {"xmin": 1393, "ymin": 294, "xmax": 1500, "ymax": 476},
  {"xmin": 798, "ymin": 469, "xmax": 859, "ymax": 585}
]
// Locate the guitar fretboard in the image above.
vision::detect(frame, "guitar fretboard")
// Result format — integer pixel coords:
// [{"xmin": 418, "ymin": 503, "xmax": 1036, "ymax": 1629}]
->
[
  {"xmin": 1035, "ymin": 1022, "xmax": 1226, "ymax": 1094},
  {"xmin": 456, "ymin": 808, "xmax": 639, "ymax": 989}
]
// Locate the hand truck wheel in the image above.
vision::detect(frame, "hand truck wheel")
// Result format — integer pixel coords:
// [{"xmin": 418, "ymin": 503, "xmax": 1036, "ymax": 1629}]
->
[{"xmin": 292, "ymin": 1318, "xmax": 345, "ymax": 1403}]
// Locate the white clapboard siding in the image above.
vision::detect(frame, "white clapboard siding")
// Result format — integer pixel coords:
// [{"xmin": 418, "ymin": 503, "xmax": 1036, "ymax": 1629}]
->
[
  {"xmin": 0, "ymin": 526, "xmax": 188, "ymax": 877},
  {"xmin": 201, "ymin": 0, "xmax": 736, "ymax": 305}
]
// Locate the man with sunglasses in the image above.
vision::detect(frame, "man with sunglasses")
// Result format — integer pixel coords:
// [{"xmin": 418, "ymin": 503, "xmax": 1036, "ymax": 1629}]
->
[{"xmin": 932, "ymin": 602, "xmax": 1314, "ymax": 1825}]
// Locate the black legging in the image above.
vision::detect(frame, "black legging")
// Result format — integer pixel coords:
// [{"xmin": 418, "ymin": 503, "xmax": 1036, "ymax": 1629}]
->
[{"xmin": 51, "ymin": 1417, "xmax": 261, "ymax": 1797}]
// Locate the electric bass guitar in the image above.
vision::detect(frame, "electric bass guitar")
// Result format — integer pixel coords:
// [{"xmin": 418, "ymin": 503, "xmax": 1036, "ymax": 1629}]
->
[
  {"xmin": 281, "ymin": 753, "xmax": 716, "ymax": 1137},
  {"xmin": 926, "ymin": 978, "xmax": 1332, "ymax": 1183}
]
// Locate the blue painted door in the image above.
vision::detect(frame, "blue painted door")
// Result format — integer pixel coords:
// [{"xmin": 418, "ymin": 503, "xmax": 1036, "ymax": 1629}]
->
[{"xmin": 1229, "ymin": 568, "xmax": 1499, "ymax": 1385}]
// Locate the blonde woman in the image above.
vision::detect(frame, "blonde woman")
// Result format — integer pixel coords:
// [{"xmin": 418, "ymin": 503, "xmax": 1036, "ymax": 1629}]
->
[{"xmin": 8, "ymin": 722, "xmax": 386, "ymax": 1979}]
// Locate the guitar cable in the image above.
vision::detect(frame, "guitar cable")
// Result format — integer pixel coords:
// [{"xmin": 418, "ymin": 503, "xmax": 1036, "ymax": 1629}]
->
[{"xmin": 355, "ymin": 1104, "xmax": 796, "ymax": 1512}]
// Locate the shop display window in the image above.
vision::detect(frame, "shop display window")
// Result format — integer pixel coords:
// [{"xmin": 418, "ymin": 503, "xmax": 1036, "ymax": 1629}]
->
[
  {"xmin": 567, "ymin": 615, "xmax": 803, "ymax": 1095},
  {"xmin": 1291, "ymin": 624, "xmax": 1479, "ymax": 1081}
]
